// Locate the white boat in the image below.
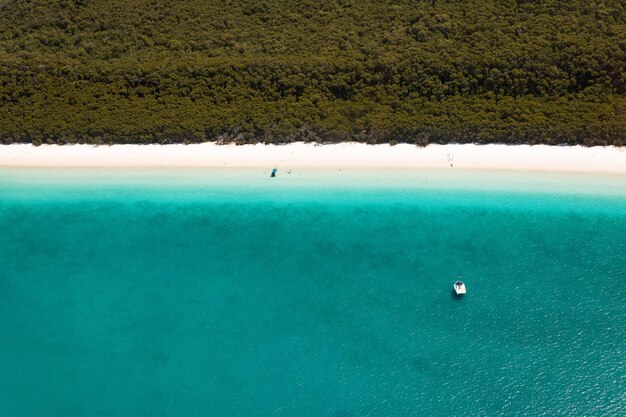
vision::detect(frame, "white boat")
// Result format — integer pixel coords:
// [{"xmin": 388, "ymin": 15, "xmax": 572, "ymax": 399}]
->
[{"xmin": 453, "ymin": 280, "xmax": 466, "ymax": 295}]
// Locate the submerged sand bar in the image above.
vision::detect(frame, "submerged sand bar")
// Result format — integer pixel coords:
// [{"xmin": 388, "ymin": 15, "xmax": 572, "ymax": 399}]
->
[{"xmin": 0, "ymin": 143, "xmax": 625, "ymax": 174}]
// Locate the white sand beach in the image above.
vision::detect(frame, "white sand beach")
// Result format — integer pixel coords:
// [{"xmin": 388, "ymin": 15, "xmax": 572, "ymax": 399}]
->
[{"xmin": 0, "ymin": 143, "xmax": 625, "ymax": 174}]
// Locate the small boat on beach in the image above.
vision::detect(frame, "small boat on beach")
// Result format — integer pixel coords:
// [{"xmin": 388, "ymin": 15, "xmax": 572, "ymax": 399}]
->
[
  {"xmin": 453, "ymin": 279, "xmax": 466, "ymax": 296},
  {"xmin": 270, "ymin": 168, "xmax": 277, "ymax": 177}
]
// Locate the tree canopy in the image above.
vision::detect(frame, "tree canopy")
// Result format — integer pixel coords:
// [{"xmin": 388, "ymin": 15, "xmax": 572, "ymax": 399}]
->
[{"xmin": 0, "ymin": 0, "xmax": 624, "ymax": 145}]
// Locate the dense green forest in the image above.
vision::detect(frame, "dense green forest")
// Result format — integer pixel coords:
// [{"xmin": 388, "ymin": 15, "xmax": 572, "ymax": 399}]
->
[{"xmin": 0, "ymin": 0, "xmax": 624, "ymax": 145}]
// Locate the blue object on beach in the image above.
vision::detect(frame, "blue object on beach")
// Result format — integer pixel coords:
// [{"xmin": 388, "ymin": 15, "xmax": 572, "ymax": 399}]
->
[{"xmin": 270, "ymin": 168, "xmax": 277, "ymax": 177}]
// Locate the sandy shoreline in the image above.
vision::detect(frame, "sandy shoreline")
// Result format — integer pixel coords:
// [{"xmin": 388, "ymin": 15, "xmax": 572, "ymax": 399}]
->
[{"xmin": 0, "ymin": 143, "xmax": 625, "ymax": 174}]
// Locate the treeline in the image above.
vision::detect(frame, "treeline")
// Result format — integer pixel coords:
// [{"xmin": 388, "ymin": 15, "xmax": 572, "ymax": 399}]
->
[{"xmin": 0, "ymin": 0, "xmax": 624, "ymax": 145}]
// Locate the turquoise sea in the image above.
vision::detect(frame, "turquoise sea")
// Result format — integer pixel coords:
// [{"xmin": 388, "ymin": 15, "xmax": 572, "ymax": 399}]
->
[{"xmin": 0, "ymin": 168, "xmax": 625, "ymax": 416}]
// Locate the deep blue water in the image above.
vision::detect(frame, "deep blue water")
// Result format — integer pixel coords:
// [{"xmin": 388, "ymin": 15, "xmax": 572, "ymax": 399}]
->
[{"xmin": 0, "ymin": 169, "xmax": 625, "ymax": 416}]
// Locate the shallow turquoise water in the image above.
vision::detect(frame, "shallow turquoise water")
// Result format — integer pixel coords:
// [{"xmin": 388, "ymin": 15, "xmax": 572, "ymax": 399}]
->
[{"xmin": 0, "ymin": 169, "xmax": 625, "ymax": 416}]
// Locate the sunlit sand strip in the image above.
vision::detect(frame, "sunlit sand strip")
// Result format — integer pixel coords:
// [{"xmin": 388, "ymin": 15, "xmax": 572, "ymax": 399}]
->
[{"xmin": 1, "ymin": 143, "xmax": 625, "ymax": 173}]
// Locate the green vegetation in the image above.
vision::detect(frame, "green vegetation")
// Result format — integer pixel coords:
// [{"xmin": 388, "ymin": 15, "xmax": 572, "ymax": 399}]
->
[{"xmin": 0, "ymin": 0, "xmax": 624, "ymax": 145}]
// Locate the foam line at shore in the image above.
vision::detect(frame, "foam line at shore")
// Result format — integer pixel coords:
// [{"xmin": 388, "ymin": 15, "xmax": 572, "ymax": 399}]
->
[{"xmin": 1, "ymin": 143, "xmax": 625, "ymax": 173}]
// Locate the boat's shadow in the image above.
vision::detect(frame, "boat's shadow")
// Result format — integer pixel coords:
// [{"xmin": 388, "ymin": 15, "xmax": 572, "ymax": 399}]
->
[{"xmin": 450, "ymin": 290, "xmax": 466, "ymax": 300}]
